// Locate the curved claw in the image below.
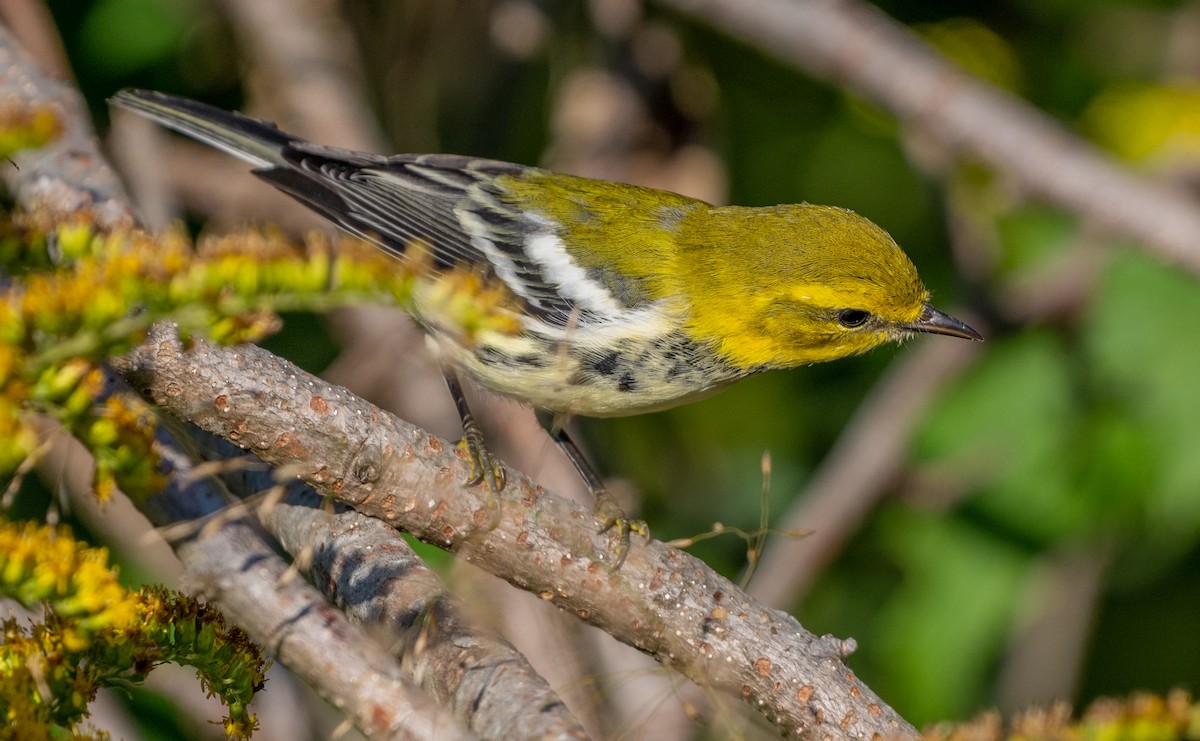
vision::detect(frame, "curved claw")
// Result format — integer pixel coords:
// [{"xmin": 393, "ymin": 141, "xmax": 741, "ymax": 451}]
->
[
  {"xmin": 456, "ymin": 426, "xmax": 506, "ymax": 492},
  {"xmin": 455, "ymin": 426, "xmax": 505, "ymax": 532},
  {"xmin": 593, "ymin": 491, "xmax": 649, "ymax": 571}
]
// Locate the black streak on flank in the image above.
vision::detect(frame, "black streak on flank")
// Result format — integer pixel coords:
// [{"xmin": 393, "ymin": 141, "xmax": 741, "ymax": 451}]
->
[
  {"xmin": 665, "ymin": 361, "xmax": 690, "ymax": 381},
  {"xmin": 514, "ymin": 353, "xmax": 545, "ymax": 367},
  {"xmin": 593, "ymin": 351, "xmax": 620, "ymax": 376},
  {"xmin": 618, "ymin": 372, "xmax": 637, "ymax": 391}
]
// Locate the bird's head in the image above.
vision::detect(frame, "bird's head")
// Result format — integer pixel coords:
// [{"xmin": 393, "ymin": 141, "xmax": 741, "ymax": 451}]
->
[{"xmin": 679, "ymin": 204, "xmax": 980, "ymax": 370}]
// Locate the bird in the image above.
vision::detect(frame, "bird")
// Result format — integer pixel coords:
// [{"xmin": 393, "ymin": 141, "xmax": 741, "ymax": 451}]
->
[{"xmin": 110, "ymin": 89, "xmax": 982, "ymax": 568}]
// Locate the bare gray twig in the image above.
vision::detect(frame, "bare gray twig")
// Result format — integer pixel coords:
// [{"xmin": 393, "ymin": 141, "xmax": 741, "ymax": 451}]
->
[{"xmin": 747, "ymin": 337, "xmax": 983, "ymax": 610}]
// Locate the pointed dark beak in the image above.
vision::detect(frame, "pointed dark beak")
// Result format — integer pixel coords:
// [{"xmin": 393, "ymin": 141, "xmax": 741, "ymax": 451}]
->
[{"xmin": 903, "ymin": 303, "xmax": 983, "ymax": 341}]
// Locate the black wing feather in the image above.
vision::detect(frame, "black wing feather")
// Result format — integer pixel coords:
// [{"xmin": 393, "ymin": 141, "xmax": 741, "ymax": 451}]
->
[
  {"xmin": 110, "ymin": 89, "xmax": 584, "ymax": 322},
  {"xmin": 275, "ymin": 147, "xmax": 579, "ymax": 319}
]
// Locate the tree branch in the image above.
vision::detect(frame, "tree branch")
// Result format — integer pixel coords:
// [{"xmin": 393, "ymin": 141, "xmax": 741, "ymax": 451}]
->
[
  {"xmin": 658, "ymin": 0, "xmax": 1200, "ymax": 274},
  {"xmin": 0, "ymin": 24, "xmax": 131, "ymax": 228},
  {"xmin": 113, "ymin": 325, "xmax": 915, "ymax": 739},
  {"xmin": 145, "ymin": 423, "xmax": 472, "ymax": 740},
  {"xmin": 197, "ymin": 435, "xmax": 590, "ymax": 740},
  {"xmin": 0, "ymin": 19, "xmax": 913, "ymax": 733}
]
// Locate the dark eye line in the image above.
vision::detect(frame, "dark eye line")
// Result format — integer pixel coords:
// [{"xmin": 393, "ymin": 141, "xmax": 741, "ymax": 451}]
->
[{"xmin": 836, "ymin": 308, "xmax": 871, "ymax": 328}]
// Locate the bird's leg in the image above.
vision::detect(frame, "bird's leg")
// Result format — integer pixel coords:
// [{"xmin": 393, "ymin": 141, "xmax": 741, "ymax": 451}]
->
[
  {"xmin": 444, "ymin": 372, "xmax": 506, "ymax": 494},
  {"xmin": 549, "ymin": 412, "xmax": 648, "ymax": 570}
]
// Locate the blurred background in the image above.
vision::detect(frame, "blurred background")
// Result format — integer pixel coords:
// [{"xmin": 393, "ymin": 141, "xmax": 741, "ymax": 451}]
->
[{"xmin": 12, "ymin": 0, "xmax": 1200, "ymax": 736}]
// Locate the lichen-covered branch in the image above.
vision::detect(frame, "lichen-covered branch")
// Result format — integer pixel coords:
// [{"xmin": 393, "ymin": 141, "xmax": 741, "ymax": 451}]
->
[
  {"xmin": 115, "ymin": 325, "xmax": 916, "ymax": 739},
  {"xmin": 146, "ymin": 429, "xmax": 471, "ymax": 740},
  {"xmin": 197, "ymin": 435, "xmax": 589, "ymax": 740}
]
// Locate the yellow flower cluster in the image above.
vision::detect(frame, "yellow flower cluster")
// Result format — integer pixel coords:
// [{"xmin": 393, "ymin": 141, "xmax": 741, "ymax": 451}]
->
[
  {"xmin": 921, "ymin": 690, "xmax": 1200, "ymax": 740},
  {"xmin": 0, "ymin": 522, "xmax": 138, "ymax": 649},
  {"xmin": 0, "ymin": 521, "xmax": 267, "ymax": 739},
  {"xmin": 135, "ymin": 585, "xmax": 268, "ymax": 739},
  {"xmin": 0, "ymin": 99, "xmax": 61, "ymax": 161},
  {"xmin": 0, "ymin": 215, "xmax": 510, "ymax": 501},
  {"xmin": 411, "ymin": 253, "xmax": 524, "ymax": 342}
]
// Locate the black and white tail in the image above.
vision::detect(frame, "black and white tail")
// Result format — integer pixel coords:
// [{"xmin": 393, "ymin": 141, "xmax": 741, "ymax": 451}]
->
[{"xmin": 109, "ymin": 89, "xmax": 297, "ymax": 169}]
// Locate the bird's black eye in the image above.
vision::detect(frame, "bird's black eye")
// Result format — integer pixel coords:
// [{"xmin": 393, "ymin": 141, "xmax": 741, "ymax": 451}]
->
[{"xmin": 836, "ymin": 309, "xmax": 871, "ymax": 328}]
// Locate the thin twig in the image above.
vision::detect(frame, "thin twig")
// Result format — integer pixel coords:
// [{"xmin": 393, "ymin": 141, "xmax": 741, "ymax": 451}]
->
[
  {"xmin": 148, "ymin": 427, "xmax": 474, "ymax": 741},
  {"xmin": 0, "ymin": 0, "xmax": 73, "ymax": 81},
  {"xmin": 747, "ymin": 338, "xmax": 982, "ymax": 609}
]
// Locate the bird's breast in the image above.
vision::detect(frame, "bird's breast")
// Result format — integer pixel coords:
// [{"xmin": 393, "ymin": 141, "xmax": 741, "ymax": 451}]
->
[{"xmin": 424, "ymin": 318, "xmax": 750, "ymax": 417}]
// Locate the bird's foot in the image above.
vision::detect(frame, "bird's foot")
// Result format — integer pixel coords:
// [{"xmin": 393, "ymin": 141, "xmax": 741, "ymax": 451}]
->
[
  {"xmin": 456, "ymin": 419, "xmax": 505, "ymax": 529},
  {"xmin": 593, "ymin": 490, "xmax": 649, "ymax": 571}
]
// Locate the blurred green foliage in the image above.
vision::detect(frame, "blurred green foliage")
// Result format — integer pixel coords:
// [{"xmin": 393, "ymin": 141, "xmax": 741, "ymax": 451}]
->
[
  {"xmin": 79, "ymin": 0, "xmax": 194, "ymax": 77},
  {"xmin": 36, "ymin": 0, "xmax": 1200, "ymax": 731}
]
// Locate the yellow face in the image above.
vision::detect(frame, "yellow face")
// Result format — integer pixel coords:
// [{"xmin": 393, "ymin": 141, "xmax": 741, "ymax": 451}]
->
[{"xmin": 678, "ymin": 204, "xmax": 938, "ymax": 369}]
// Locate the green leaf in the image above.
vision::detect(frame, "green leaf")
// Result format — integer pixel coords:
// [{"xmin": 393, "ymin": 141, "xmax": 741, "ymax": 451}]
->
[
  {"xmin": 80, "ymin": 0, "xmax": 195, "ymax": 77},
  {"xmin": 1085, "ymin": 253, "xmax": 1200, "ymax": 548},
  {"xmin": 914, "ymin": 333, "xmax": 1072, "ymax": 499},
  {"xmin": 873, "ymin": 507, "xmax": 1028, "ymax": 724},
  {"xmin": 996, "ymin": 205, "xmax": 1078, "ymax": 275}
]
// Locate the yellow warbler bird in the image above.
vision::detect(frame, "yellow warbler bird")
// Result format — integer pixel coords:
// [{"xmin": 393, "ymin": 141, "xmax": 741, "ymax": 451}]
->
[{"xmin": 111, "ymin": 89, "xmax": 981, "ymax": 567}]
